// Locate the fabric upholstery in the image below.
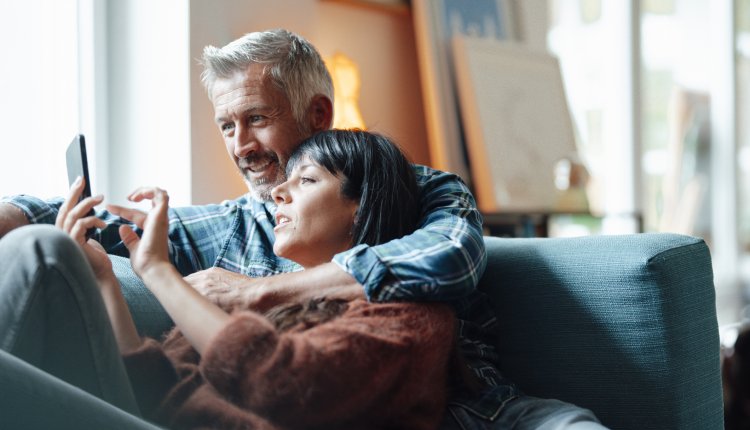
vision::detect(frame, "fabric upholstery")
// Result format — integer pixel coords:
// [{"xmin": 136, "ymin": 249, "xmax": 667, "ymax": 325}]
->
[
  {"xmin": 480, "ymin": 233, "xmax": 723, "ymax": 430},
  {"xmin": 111, "ymin": 255, "xmax": 172, "ymax": 339}
]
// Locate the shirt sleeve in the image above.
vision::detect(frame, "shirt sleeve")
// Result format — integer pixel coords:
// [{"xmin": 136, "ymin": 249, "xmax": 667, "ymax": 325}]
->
[
  {"xmin": 332, "ymin": 166, "xmax": 487, "ymax": 302},
  {"xmin": 200, "ymin": 302, "xmax": 454, "ymax": 429},
  {"xmin": 1, "ymin": 194, "xmax": 241, "ymax": 275}
]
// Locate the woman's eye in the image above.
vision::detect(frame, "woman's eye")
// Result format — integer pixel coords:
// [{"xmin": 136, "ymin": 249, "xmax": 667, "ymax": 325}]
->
[{"xmin": 300, "ymin": 177, "xmax": 315, "ymax": 184}]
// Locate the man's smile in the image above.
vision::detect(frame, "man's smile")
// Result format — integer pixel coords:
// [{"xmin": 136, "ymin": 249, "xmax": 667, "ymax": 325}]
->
[{"xmin": 239, "ymin": 154, "xmax": 279, "ymax": 177}]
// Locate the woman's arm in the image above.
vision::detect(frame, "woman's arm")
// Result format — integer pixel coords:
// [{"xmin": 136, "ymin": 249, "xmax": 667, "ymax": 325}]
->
[
  {"xmin": 136, "ymin": 262, "xmax": 230, "ymax": 354},
  {"xmin": 54, "ymin": 178, "xmax": 142, "ymax": 353},
  {"xmin": 200, "ymin": 301, "xmax": 454, "ymax": 429},
  {"xmin": 111, "ymin": 187, "xmax": 230, "ymax": 354}
]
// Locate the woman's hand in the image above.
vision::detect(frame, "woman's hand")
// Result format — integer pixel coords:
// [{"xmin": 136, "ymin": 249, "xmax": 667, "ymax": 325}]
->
[
  {"xmin": 55, "ymin": 176, "xmax": 112, "ymax": 281},
  {"xmin": 107, "ymin": 187, "xmax": 171, "ymax": 279},
  {"xmin": 110, "ymin": 187, "xmax": 231, "ymax": 354}
]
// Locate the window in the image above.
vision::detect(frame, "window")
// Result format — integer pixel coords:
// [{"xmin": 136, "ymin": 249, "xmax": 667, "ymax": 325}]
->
[
  {"xmin": 0, "ymin": 0, "xmax": 80, "ymax": 199},
  {"xmin": 548, "ymin": 0, "xmax": 750, "ymax": 325}
]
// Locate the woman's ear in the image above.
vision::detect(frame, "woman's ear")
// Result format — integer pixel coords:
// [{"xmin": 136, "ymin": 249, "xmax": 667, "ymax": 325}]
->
[{"xmin": 308, "ymin": 95, "xmax": 333, "ymax": 132}]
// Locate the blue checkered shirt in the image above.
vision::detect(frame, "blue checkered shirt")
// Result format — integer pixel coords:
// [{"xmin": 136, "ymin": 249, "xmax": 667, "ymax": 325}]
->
[{"xmin": 2, "ymin": 164, "xmax": 518, "ymax": 419}]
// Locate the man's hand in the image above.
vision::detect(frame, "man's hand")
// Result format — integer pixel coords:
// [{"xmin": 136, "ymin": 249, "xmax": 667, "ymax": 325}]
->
[
  {"xmin": 184, "ymin": 267, "xmax": 257, "ymax": 311},
  {"xmin": 0, "ymin": 203, "xmax": 29, "ymax": 238},
  {"xmin": 185, "ymin": 263, "xmax": 367, "ymax": 313}
]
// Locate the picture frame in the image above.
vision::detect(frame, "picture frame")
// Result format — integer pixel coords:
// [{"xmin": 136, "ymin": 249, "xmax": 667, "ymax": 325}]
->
[
  {"xmin": 412, "ymin": 0, "xmax": 516, "ymax": 182},
  {"xmin": 451, "ymin": 36, "xmax": 580, "ymax": 213}
]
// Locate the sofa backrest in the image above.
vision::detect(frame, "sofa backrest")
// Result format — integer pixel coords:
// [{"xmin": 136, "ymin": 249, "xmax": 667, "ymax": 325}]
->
[{"xmin": 478, "ymin": 233, "xmax": 723, "ymax": 429}]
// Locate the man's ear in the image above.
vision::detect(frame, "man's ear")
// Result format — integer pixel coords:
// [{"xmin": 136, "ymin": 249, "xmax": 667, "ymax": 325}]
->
[{"xmin": 308, "ymin": 95, "xmax": 333, "ymax": 132}]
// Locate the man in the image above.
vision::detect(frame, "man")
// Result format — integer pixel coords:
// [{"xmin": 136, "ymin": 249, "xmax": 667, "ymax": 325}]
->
[{"xmin": 0, "ymin": 29, "xmax": 605, "ymax": 429}]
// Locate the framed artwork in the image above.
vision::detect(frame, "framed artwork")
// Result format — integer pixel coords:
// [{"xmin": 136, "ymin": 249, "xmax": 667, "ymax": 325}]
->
[
  {"xmin": 412, "ymin": 0, "xmax": 515, "ymax": 182},
  {"xmin": 452, "ymin": 36, "xmax": 580, "ymax": 213}
]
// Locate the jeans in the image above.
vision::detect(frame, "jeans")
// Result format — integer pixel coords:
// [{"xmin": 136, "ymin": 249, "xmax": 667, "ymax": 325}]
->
[
  {"xmin": 0, "ymin": 225, "xmax": 159, "ymax": 429},
  {"xmin": 440, "ymin": 397, "xmax": 609, "ymax": 430}
]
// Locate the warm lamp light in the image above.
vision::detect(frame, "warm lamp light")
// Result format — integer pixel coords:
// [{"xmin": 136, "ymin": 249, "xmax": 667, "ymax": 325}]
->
[{"xmin": 325, "ymin": 52, "xmax": 366, "ymax": 129}]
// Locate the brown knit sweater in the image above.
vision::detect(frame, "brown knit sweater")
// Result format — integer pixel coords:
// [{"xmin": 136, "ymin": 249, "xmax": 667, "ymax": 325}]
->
[{"xmin": 122, "ymin": 299, "xmax": 455, "ymax": 430}]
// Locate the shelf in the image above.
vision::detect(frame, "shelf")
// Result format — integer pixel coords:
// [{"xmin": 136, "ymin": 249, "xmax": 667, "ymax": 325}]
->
[{"xmin": 320, "ymin": 0, "xmax": 411, "ymax": 16}]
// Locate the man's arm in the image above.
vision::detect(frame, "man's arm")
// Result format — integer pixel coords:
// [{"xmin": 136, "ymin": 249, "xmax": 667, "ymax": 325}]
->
[
  {"xmin": 335, "ymin": 165, "xmax": 486, "ymax": 303},
  {"xmin": 0, "ymin": 194, "xmax": 240, "ymax": 275},
  {"xmin": 188, "ymin": 166, "xmax": 485, "ymax": 308},
  {"xmin": 187, "ymin": 262, "xmax": 364, "ymax": 313},
  {"xmin": 0, "ymin": 203, "xmax": 29, "ymax": 238}
]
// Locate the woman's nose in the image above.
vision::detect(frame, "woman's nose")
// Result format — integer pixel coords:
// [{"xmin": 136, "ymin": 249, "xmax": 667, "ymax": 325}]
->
[{"xmin": 271, "ymin": 182, "xmax": 289, "ymax": 204}]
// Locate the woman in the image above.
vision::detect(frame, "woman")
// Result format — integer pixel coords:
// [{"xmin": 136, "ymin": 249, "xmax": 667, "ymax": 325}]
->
[{"xmin": 0, "ymin": 130, "xmax": 456, "ymax": 430}]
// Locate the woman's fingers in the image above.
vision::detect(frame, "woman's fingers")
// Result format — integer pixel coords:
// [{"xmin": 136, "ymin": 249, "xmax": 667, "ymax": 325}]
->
[
  {"xmin": 61, "ymin": 194, "xmax": 103, "ymax": 233},
  {"xmin": 118, "ymin": 224, "xmax": 140, "ymax": 253},
  {"xmin": 127, "ymin": 186, "xmax": 165, "ymax": 203},
  {"xmin": 107, "ymin": 205, "xmax": 148, "ymax": 228},
  {"xmin": 69, "ymin": 216, "xmax": 106, "ymax": 245},
  {"xmin": 117, "ymin": 187, "xmax": 171, "ymax": 276},
  {"xmin": 56, "ymin": 176, "xmax": 85, "ymax": 229},
  {"xmin": 139, "ymin": 188, "xmax": 169, "ymax": 248},
  {"xmin": 149, "ymin": 188, "xmax": 169, "ymax": 223}
]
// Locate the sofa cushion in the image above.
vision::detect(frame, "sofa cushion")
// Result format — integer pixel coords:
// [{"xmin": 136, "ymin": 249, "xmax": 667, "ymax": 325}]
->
[
  {"xmin": 110, "ymin": 255, "xmax": 173, "ymax": 339},
  {"xmin": 479, "ymin": 233, "xmax": 723, "ymax": 429}
]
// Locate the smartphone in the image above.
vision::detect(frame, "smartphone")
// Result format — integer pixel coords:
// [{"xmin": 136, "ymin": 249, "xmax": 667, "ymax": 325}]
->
[{"xmin": 66, "ymin": 134, "xmax": 96, "ymax": 237}]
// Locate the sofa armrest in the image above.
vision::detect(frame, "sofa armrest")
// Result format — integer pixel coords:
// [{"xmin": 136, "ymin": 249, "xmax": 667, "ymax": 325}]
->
[{"xmin": 479, "ymin": 233, "xmax": 723, "ymax": 429}]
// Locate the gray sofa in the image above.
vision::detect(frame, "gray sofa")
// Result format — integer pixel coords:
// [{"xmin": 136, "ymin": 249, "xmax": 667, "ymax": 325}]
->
[{"xmin": 116, "ymin": 233, "xmax": 725, "ymax": 429}]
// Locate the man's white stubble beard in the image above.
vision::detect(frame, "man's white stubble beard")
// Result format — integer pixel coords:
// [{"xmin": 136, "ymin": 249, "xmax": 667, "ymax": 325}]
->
[{"xmin": 245, "ymin": 174, "xmax": 283, "ymax": 203}]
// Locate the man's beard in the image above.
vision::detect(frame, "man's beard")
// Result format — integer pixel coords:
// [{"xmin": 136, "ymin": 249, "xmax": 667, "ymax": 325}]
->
[
  {"xmin": 249, "ymin": 176, "xmax": 280, "ymax": 202},
  {"xmin": 238, "ymin": 152, "xmax": 285, "ymax": 202}
]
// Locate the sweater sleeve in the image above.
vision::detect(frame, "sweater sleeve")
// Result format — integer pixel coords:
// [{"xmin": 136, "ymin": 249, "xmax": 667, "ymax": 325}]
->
[
  {"xmin": 121, "ymin": 338, "xmax": 182, "ymax": 420},
  {"xmin": 200, "ymin": 301, "xmax": 455, "ymax": 429}
]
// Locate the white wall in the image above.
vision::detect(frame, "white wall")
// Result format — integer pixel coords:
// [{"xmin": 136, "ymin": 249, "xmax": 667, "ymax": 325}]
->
[
  {"xmin": 105, "ymin": 0, "xmax": 191, "ymax": 206},
  {"xmin": 0, "ymin": 0, "xmax": 79, "ymax": 199}
]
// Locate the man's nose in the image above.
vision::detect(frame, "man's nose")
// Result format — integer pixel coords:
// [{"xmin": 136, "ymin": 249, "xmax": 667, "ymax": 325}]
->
[{"xmin": 233, "ymin": 126, "xmax": 258, "ymax": 158}]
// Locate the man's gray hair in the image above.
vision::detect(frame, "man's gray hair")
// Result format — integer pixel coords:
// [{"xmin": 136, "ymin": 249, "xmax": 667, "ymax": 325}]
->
[{"xmin": 201, "ymin": 29, "xmax": 334, "ymax": 128}]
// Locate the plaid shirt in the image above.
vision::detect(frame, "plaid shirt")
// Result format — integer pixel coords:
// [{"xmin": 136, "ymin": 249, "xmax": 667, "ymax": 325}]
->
[{"xmin": 2, "ymin": 164, "xmax": 517, "ymax": 420}]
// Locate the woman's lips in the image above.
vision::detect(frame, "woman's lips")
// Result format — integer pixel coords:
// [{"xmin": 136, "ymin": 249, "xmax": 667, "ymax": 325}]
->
[{"xmin": 274, "ymin": 213, "xmax": 291, "ymax": 232}]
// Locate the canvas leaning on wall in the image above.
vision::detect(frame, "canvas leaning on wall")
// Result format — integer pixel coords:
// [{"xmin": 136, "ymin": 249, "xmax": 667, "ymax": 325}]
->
[
  {"xmin": 452, "ymin": 36, "xmax": 581, "ymax": 213},
  {"xmin": 411, "ymin": 0, "xmax": 516, "ymax": 183}
]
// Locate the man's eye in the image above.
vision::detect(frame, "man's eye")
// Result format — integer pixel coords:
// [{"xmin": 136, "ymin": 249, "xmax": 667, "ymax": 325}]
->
[
  {"xmin": 221, "ymin": 123, "xmax": 234, "ymax": 132},
  {"xmin": 249, "ymin": 115, "xmax": 264, "ymax": 124}
]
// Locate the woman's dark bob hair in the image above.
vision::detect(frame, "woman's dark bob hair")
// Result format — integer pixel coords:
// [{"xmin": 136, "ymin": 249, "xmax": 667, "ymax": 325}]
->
[{"xmin": 285, "ymin": 129, "xmax": 420, "ymax": 247}]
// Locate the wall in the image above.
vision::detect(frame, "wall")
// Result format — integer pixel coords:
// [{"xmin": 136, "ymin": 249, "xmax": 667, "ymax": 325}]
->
[
  {"xmin": 106, "ymin": 0, "xmax": 191, "ymax": 206},
  {"xmin": 315, "ymin": 2, "xmax": 429, "ymax": 164}
]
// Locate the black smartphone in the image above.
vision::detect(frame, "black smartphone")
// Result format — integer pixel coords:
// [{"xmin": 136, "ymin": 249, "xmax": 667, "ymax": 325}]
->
[
  {"xmin": 66, "ymin": 134, "xmax": 92, "ymax": 201},
  {"xmin": 66, "ymin": 134, "xmax": 96, "ymax": 237}
]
